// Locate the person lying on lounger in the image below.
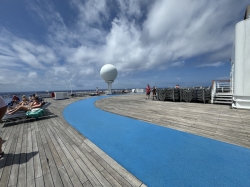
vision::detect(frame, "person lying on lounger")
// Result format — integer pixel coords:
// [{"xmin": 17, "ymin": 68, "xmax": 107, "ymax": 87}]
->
[
  {"xmin": 7, "ymin": 96, "xmax": 42, "ymax": 115},
  {"xmin": 7, "ymin": 95, "xmax": 30, "ymax": 111},
  {"xmin": 13, "ymin": 95, "xmax": 20, "ymax": 103},
  {"xmin": 19, "ymin": 95, "xmax": 30, "ymax": 106},
  {"xmin": 8, "ymin": 95, "xmax": 20, "ymax": 106}
]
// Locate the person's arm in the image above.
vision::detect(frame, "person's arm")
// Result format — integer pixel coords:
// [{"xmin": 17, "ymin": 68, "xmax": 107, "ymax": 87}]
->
[
  {"xmin": 29, "ymin": 100, "xmax": 35, "ymax": 106},
  {"xmin": 31, "ymin": 103, "xmax": 42, "ymax": 109}
]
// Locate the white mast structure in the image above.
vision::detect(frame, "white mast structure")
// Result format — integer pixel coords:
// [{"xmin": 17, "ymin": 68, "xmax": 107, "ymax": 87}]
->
[
  {"xmin": 232, "ymin": 5, "xmax": 250, "ymax": 109},
  {"xmin": 69, "ymin": 73, "xmax": 75, "ymax": 95}
]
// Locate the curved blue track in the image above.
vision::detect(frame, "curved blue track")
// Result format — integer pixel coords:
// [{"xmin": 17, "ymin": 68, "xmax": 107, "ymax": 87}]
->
[{"xmin": 63, "ymin": 96, "xmax": 250, "ymax": 187}]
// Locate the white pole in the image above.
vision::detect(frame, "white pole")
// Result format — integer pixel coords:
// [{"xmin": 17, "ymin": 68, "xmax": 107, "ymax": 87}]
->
[
  {"xmin": 106, "ymin": 80, "xmax": 114, "ymax": 94},
  {"xmin": 70, "ymin": 80, "xmax": 73, "ymax": 94}
]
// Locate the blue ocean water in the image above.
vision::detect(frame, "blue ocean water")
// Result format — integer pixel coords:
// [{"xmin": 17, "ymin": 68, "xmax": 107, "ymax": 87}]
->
[
  {"xmin": 0, "ymin": 89, "xmax": 95, "ymax": 104},
  {"xmin": 0, "ymin": 89, "xmax": 132, "ymax": 104}
]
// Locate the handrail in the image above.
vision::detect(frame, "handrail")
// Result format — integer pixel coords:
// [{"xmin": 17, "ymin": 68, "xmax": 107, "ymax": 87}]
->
[{"xmin": 211, "ymin": 80, "xmax": 231, "ymax": 103}]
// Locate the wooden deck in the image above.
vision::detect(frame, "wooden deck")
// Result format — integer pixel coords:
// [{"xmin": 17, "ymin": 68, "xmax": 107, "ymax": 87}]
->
[
  {"xmin": 1, "ymin": 94, "xmax": 250, "ymax": 187},
  {"xmin": 0, "ymin": 96, "xmax": 145, "ymax": 187},
  {"xmin": 95, "ymin": 94, "xmax": 250, "ymax": 149}
]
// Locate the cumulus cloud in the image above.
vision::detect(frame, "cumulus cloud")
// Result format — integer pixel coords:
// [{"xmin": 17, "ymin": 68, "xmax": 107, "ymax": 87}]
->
[
  {"xmin": 67, "ymin": 46, "xmax": 99, "ymax": 65},
  {"xmin": 0, "ymin": 29, "xmax": 57, "ymax": 70}
]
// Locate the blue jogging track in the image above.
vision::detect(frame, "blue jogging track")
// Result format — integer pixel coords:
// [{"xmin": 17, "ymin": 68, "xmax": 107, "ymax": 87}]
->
[{"xmin": 63, "ymin": 96, "xmax": 250, "ymax": 187}]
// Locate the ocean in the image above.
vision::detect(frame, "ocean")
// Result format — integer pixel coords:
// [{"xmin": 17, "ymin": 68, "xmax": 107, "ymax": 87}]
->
[
  {"xmin": 0, "ymin": 88, "xmax": 133, "ymax": 104},
  {"xmin": 0, "ymin": 89, "xmax": 95, "ymax": 104}
]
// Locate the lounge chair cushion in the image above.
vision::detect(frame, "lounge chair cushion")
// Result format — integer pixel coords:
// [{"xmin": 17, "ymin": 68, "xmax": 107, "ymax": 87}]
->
[{"xmin": 26, "ymin": 108, "xmax": 44, "ymax": 118}]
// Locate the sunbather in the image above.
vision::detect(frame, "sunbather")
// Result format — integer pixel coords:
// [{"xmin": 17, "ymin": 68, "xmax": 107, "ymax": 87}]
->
[
  {"xmin": 19, "ymin": 95, "xmax": 30, "ymax": 106},
  {"xmin": 7, "ymin": 96, "xmax": 42, "ymax": 115},
  {"xmin": 14, "ymin": 95, "xmax": 20, "ymax": 103},
  {"xmin": 8, "ymin": 95, "xmax": 20, "ymax": 106},
  {"xmin": 7, "ymin": 95, "xmax": 29, "ymax": 111}
]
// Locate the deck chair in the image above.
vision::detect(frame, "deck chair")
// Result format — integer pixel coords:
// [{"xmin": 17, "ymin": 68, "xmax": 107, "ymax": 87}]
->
[
  {"xmin": 1, "ymin": 110, "xmax": 27, "ymax": 123},
  {"xmin": 1, "ymin": 102, "xmax": 50, "ymax": 124}
]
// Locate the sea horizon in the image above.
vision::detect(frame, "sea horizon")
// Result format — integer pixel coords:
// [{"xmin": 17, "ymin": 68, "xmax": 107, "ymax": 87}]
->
[
  {"xmin": 0, "ymin": 88, "xmax": 138, "ymax": 100},
  {"xmin": 0, "ymin": 88, "xmax": 135, "ymax": 94}
]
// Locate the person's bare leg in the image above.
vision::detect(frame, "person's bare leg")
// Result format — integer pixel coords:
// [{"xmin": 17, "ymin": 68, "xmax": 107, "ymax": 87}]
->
[
  {"xmin": 7, "ymin": 106, "xmax": 16, "ymax": 112},
  {"xmin": 7, "ymin": 106, "xmax": 20, "ymax": 114},
  {"xmin": 8, "ymin": 105, "xmax": 28, "ymax": 114},
  {"xmin": 8, "ymin": 106, "xmax": 23, "ymax": 114}
]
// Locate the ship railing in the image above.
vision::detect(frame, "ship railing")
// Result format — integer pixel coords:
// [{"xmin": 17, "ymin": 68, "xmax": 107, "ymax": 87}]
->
[{"xmin": 211, "ymin": 80, "xmax": 232, "ymax": 104}]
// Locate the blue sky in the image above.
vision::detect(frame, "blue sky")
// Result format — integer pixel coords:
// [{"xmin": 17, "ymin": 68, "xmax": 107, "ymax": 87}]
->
[{"xmin": 0, "ymin": 0, "xmax": 249, "ymax": 92}]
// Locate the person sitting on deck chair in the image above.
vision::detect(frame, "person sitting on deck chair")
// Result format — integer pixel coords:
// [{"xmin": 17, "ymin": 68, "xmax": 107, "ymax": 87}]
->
[
  {"xmin": 29, "ymin": 94, "xmax": 33, "ymax": 101},
  {"xmin": 13, "ymin": 95, "xmax": 20, "ymax": 103},
  {"xmin": 7, "ymin": 95, "xmax": 30, "ymax": 111},
  {"xmin": 28, "ymin": 94, "xmax": 43, "ymax": 104},
  {"xmin": 7, "ymin": 96, "xmax": 42, "ymax": 115},
  {"xmin": 9, "ymin": 95, "xmax": 20, "ymax": 106},
  {"xmin": 19, "ymin": 95, "xmax": 30, "ymax": 106}
]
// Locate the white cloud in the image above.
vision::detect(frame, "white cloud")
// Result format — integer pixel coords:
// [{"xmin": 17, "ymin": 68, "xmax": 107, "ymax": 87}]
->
[
  {"xmin": 67, "ymin": 46, "xmax": 99, "ymax": 65},
  {"xmin": 28, "ymin": 71, "xmax": 38, "ymax": 79},
  {"xmin": 196, "ymin": 62, "xmax": 225, "ymax": 67},
  {"xmin": 142, "ymin": 0, "xmax": 235, "ymax": 62},
  {"xmin": 53, "ymin": 67, "xmax": 69, "ymax": 76},
  {"xmin": 0, "ymin": 29, "xmax": 57, "ymax": 70},
  {"xmin": 117, "ymin": 0, "xmax": 142, "ymax": 17},
  {"xmin": 79, "ymin": 67, "xmax": 94, "ymax": 75},
  {"xmin": 102, "ymin": 17, "xmax": 147, "ymax": 70},
  {"xmin": 73, "ymin": 0, "xmax": 109, "ymax": 25},
  {"xmin": 12, "ymin": 43, "xmax": 45, "ymax": 69},
  {"xmin": 171, "ymin": 61, "xmax": 185, "ymax": 67}
]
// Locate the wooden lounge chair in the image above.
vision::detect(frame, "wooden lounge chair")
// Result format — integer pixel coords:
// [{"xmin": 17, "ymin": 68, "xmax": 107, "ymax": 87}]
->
[{"xmin": 0, "ymin": 102, "xmax": 51, "ymax": 124}]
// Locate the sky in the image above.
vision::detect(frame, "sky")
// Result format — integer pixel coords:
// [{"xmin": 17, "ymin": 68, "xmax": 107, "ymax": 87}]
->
[{"xmin": 0, "ymin": 0, "xmax": 249, "ymax": 92}]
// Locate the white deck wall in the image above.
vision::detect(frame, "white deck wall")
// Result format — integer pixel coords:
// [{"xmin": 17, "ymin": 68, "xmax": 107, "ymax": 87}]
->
[
  {"xmin": 232, "ymin": 18, "xmax": 250, "ymax": 109},
  {"xmin": 54, "ymin": 92, "xmax": 69, "ymax": 100}
]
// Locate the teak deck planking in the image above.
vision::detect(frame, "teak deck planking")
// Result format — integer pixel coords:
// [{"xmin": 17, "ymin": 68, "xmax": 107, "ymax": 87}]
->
[
  {"xmin": 0, "ymin": 96, "xmax": 144, "ymax": 187},
  {"xmin": 1, "ymin": 94, "xmax": 249, "ymax": 187},
  {"xmin": 95, "ymin": 94, "xmax": 250, "ymax": 149}
]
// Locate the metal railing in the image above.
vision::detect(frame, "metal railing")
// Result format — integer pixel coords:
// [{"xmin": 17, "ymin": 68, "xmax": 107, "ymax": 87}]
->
[{"xmin": 211, "ymin": 80, "xmax": 231, "ymax": 103}]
